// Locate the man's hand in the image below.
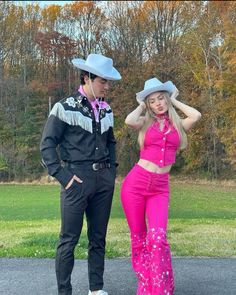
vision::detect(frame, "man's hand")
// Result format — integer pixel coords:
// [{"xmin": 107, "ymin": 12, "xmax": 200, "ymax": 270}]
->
[{"xmin": 65, "ymin": 175, "xmax": 83, "ymax": 190}]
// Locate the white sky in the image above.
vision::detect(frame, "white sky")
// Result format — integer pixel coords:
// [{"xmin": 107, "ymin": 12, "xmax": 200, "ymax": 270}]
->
[
  {"xmin": 17, "ymin": 1, "xmax": 75, "ymax": 7},
  {"xmin": 17, "ymin": 1, "xmax": 106, "ymax": 9}
]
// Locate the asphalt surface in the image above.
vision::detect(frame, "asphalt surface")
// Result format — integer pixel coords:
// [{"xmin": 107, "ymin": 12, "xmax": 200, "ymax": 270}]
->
[{"xmin": 0, "ymin": 257, "xmax": 235, "ymax": 295}]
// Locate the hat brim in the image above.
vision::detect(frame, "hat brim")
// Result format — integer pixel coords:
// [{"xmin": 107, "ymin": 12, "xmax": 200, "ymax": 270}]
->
[
  {"xmin": 136, "ymin": 81, "xmax": 175, "ymax": 101},
  {"xmin": 71, "ymin": 58, "xmax": 121, "ymax": 81}
]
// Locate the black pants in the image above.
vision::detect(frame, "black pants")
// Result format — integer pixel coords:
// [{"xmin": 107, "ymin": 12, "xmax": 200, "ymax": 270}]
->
[{"xmin": 55, "ymin": 166, "xmax": 115, "ymax": 295}]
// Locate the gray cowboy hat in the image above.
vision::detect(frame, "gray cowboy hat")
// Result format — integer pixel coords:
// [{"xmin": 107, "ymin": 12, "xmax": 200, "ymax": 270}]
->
[
  {"xmin": 136, "ymin": 77, "xmax": 175, "ymax": 102},
  {"xmin": 71, "ymin": 53, "xmax": 121, "ymax": 81}
]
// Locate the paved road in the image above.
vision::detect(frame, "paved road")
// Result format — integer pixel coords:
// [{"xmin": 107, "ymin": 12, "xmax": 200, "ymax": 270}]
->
[{"xmin": 0, "ymin": 258, "xmax": 235, "ymax": 295}]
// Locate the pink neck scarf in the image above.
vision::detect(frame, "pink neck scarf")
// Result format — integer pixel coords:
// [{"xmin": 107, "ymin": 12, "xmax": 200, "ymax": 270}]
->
[{"xmin": 154, "ymin": 113, "xmax": 170, "ymax": 133}]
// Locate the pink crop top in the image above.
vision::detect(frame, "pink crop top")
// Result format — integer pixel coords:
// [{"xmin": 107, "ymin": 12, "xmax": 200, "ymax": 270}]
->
[{"xmin": 140, "ymin": 121, "xmax": 180, "ymax": 167}]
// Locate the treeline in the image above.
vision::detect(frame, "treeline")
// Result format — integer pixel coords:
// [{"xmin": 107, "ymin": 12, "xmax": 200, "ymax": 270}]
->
[{"xmin": 0, "ymin": 1, "xmax": 235, "ymax": 181}]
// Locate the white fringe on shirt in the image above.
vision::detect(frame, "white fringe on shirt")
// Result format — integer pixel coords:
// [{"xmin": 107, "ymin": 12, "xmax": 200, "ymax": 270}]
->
[{"xmin": 50, "ymin": 102, "xmax": 113, "ymax": 134}]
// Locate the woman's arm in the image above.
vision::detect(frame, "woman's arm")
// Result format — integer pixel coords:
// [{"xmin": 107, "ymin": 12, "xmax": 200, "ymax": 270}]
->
[
  {"xmin": 125, "ymin": 101, "xmax": 146, "ymax": 129},
  {"xmin": 171, "ymin": 87, "xmax": 202, "ymax": 131}
]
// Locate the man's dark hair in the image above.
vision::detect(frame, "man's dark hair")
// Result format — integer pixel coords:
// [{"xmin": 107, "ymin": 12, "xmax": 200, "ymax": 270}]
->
[{"xmin": 80, "ymin": 70, "xmax": 98, "ymax": 85}]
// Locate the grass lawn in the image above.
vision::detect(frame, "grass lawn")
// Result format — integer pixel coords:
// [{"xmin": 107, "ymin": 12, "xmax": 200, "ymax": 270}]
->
[{"xmin": 0, "ymin": 180, "xmax": 235, "ymax": 258}]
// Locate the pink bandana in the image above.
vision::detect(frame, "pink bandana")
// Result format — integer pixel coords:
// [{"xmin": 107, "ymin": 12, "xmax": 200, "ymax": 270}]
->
[
  {"xmin": 78, "ymin": 86, "xmax": 108, "ymax": 122},
  {"xmin": 154, "ymin": 113, "xmax": 170, "ymax": 133}
]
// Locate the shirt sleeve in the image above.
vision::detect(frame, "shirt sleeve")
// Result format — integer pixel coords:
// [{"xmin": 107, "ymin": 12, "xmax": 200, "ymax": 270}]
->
[{"xmin": 40, "ymin": 111, "xmax": 73, "ymax": 188}]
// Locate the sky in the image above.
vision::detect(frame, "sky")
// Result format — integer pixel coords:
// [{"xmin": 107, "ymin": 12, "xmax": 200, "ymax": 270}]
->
[
  {"xmin": 18, "ymin": 1, "xmax": 75, "ymax": 7},
  {"xmin": 17, "ymin": 1, "xmax": 105, "ymax": 9},
  {"xmin": 35, "ymin": 1, "xmax": 74, "ymax": 6}
]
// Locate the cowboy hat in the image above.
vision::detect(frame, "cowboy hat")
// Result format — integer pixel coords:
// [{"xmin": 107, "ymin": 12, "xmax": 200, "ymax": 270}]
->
[
  {"xmin": 136, "ymin": 77, "xmax": 175, "ymax": 102},
  {"xmin": 71, "ymin": 53, "xmax": 121, "ymax": 81}
]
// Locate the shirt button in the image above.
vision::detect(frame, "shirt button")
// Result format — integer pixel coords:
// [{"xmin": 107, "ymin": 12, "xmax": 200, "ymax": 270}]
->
[
  {"xmin": 160, "ymin": 160, "xmax": 163, "ymax": 163},
  {"xmin": 163, "ymin": 137, "xmax": 166, "ymax": 140},
  {"xmin": 96, "ymin": 147, "xmax": 98, "ymax": 150},
  {"xmin": 161, "ymin": 148, "xmax": 164, "ymax": 152}
]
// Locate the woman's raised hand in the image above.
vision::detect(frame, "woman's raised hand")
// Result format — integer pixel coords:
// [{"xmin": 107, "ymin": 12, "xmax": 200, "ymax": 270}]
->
[
  {"xmin": 171, "ymin": 86, "xmax": 179, "ymax": 101},
  {"xmin": 137, "ymin": 100, "xmax": 146, "ymax": 111}
]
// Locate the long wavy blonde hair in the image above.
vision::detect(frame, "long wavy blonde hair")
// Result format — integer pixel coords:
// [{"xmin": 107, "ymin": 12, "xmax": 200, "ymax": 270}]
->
[{"xmin": 138, "ymin": 91, "xmax": 187, "ymax": 150}]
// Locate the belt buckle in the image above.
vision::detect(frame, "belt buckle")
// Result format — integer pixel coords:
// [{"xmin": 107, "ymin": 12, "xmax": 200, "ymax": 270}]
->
[{"xmin": 92, "ymin": 163, "xmax": 99, "ymax": 171}]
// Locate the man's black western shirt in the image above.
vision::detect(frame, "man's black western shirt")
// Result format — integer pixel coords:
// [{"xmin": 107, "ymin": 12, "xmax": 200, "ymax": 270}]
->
[{"xmin": 40, "ymin": 92, "xmax": 116, "ymax": 187}]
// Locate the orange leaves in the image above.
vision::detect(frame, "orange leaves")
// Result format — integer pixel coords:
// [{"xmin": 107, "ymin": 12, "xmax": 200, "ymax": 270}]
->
[
  {"xmin": 63, "ymin": 1, "xmax": 99, "ymax": 19},
  {"xmin": 28, "ymin": 80, "xmax": 47, "ymax": 95},
  {"xmin": 40, "ymin": 5, "xmax": 62, "ymax": 32},
  {"xmin": 41, "ymin": 4, "xmax": 62, "ymax": 22},
  {"xmin": 0, "ymin": 0, "xmax": 235, "ymax": 178}
]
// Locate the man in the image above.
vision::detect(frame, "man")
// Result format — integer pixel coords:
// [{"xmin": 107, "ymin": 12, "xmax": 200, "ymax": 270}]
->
[{"xmin": 40, "ymin": 53, "xmax": 121, "ymax": 295}]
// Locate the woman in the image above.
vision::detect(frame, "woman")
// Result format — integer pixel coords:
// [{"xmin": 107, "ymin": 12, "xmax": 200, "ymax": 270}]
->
[{"xmin": 121, "ymin": 77, "xmax": 201, "ymax": 295}]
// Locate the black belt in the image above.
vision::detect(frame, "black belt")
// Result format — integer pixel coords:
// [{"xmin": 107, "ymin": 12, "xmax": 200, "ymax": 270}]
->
[{"xmin": 66, "ymin": 161, "xmax": 111, "ymax": 171}]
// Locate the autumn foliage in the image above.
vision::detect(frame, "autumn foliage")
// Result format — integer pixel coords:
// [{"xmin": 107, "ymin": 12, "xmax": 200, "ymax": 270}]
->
[{"xmin": 0, "ymin": 1, "xmax": 235, "ymax": 181}]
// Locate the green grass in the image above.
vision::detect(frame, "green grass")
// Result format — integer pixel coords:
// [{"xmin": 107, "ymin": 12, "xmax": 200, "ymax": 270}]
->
[{"xmin": 0, "ymin": 181, "xmax": 235, "ymax": 258}]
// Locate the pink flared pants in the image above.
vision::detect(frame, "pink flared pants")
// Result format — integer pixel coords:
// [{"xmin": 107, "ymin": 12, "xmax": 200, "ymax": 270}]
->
[{"xmin": 121, "ymin": 164, "xmax": 174, "ymax": 295}]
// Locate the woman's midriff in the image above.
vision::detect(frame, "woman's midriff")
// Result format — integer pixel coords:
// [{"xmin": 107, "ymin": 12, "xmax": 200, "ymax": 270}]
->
[{"xmin": 137, "ymin": 159, "xmax": 172, "ymax": 174}]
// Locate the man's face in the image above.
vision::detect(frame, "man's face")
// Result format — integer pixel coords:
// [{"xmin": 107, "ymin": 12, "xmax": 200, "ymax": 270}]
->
[
  {"xmin": 92, "ymin": 77, "xmax": 112, "ymax": 98},
  {"xmin": 84, "ymin": 76, "xmax": 112, "ymax": 99}
]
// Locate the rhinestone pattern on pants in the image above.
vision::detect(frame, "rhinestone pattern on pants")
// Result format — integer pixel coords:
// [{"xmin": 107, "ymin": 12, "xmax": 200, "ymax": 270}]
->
[
  {"xmin": 132, "ymin": 228, "xmax": 174, "ymax": 295},
  {"xmin": 121, "ymin": 164, "xmax": 174, "ymax": 295}
]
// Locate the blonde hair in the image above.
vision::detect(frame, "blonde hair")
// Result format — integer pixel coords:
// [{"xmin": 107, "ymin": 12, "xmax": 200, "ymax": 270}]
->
[{"xmin": 138, "ymin": 92, "xmax": 187, "ymax": 150}]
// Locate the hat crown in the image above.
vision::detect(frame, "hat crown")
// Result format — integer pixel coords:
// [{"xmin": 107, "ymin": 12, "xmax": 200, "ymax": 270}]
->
[
  {"xmin": 86, "ymin": 54, "xmax": 113, "ymax": 73},
  {"xmin": 144, "ymin": 78, "xmax": 163, "ymax": 91},
  {"xmin": 71, "ymin": 53, "xmax": 121, "ymax": 80},
  {"xmin": 136, "ymin": 77, "xmax": 174, "ymax": 102}
]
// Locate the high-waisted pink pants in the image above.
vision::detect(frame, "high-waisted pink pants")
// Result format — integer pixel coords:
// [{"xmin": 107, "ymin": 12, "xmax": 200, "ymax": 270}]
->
[{"xmin": 121, "ymin": 164, "xmax": 174, "ymax": 295}]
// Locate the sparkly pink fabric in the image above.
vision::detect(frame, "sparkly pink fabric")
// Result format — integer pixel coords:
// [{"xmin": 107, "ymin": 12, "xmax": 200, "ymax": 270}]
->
[
  {"xmin": 132, "ymin": 228, "xmax": 174, "ymax": 295},
  {"xmin": 121, "ymin": 164, "xmax": 174, "ymax": 295}
]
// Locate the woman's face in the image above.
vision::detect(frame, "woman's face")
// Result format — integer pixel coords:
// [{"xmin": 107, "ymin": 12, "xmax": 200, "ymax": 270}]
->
[{"xmin": 147, "ymin": 91, "xmax": 168, "ymax": 115}]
